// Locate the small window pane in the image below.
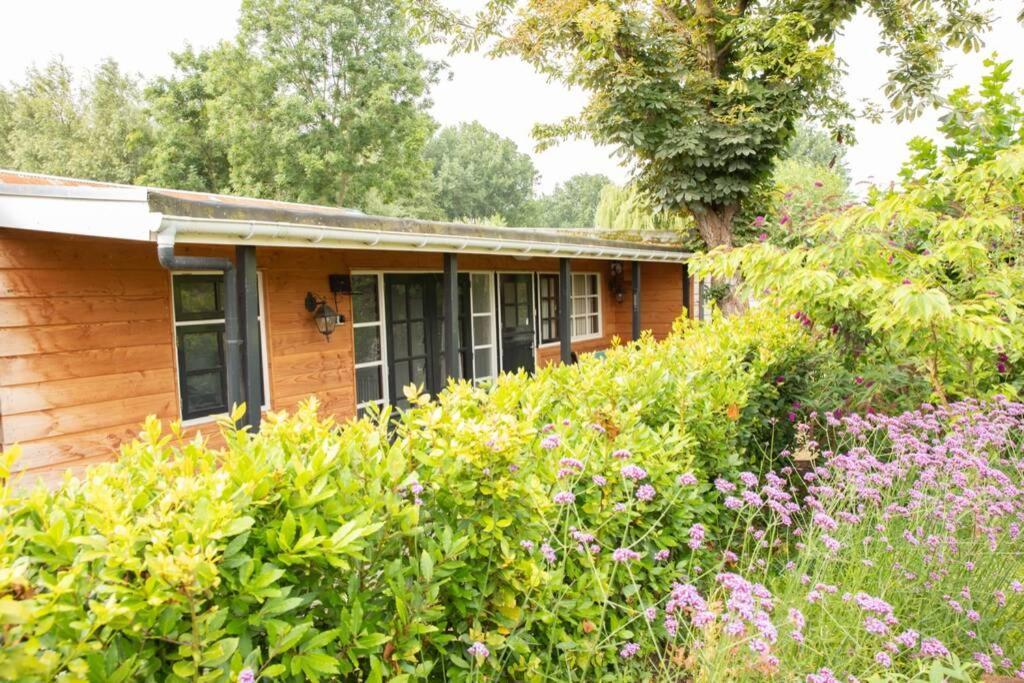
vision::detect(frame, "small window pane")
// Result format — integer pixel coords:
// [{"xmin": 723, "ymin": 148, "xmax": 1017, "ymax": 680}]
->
[
  {"xmin": 472, "ymin": 274, "xmax": 492, "ymax": 313},
  {"xmin": 182, "ymin": 330, "xmax": 222, "ymax": 371},
  {"xmin": 354, "ymin": 327, "xmax": 381, "ymax": 364},
  {"xmin": 356, "ymin": 365, "xmax": 383, "ymax": 403},
  {"xmin": 174, "ymin": 276, "xmax": 222, "ymax": 320},
  {"xmin": 352, "ymin": 275, "xmax": 380, "ymax": 323},
  {"xmin": 473, "ymin": 315, "xmax": 492, "ymax": 345},
  {"xmin": 474, "ymin": 348, "xmax": 493, "ymax": 379},
  {"xmin": 185, "ymin": 372, "xmax": 225, "ymax": 413}
]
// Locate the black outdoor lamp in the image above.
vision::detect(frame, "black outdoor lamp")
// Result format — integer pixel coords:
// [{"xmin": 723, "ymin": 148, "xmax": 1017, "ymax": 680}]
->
[{"xmin": 305, "ymin": 291, "xmax": 345, "ymax": 341}]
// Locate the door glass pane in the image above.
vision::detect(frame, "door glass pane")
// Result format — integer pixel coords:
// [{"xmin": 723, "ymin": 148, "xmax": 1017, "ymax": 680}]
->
[
  {"xmin": 474, "ymin": 349, "xmax": 493, "ymax": 379},
  {"xmin": 412, "ymin": 358, "xmax": 427, "ymax": 385},
  {"xmin": 410, "ymin": 321, "xmax": 426, "ymax": 356},
  {"xmin": 391, "ymin": 284, "xmax": 407, "ymax": 321},
  {"xmin": 472, "ymin": 274, "xmax": 491, "ymax": 313},
  {"xmin": 354, "ymin": 327, "xmax": 381, "ymax": 364},
  {"xmin": 352, "ymin": 275, "xmax": 380, "ymax": 323},
  {"xmin": 185, "ymin": 371, "xmax": 224, "ymax": 412},
  {"xmin": 473, "ymin": 316, "xmax": 492, "ymax": 345},
  {"xmin": 394, "ymin": 360, "xmax": 411, "ymax": 391},
  {"xmin": 356, "ymin": 365, "xmax": 382, "ymax": 403},
  {"xmin": 392, "ymin": 323, "xmax": 409, "ymax": 358},
  {"xmin": 409, "ymin": 283, "xmax": 425, "ymax": 319},
  {"xmin": 182, "ymin": 329, "xmax": 222, "ymax": 370}
]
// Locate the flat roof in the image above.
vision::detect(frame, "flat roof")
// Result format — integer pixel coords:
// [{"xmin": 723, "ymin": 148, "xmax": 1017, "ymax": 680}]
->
[{"xmin": 0, "ymin": 169, "xmax": 691, "ymax": 263}]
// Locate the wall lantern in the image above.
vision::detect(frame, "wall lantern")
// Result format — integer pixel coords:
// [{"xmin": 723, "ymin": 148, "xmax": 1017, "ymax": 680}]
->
[
  {"xmin": 304, "ymin": 291, "xmax": 345, "ymax": 340},
  {"xmin": 609, "ymin": 260, "xmax": 626, "ymax": 304}
]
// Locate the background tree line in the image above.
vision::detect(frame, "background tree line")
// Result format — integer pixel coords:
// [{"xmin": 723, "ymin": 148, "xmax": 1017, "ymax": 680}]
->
[{"xmin": 0, "ymin": 0, "xmax": 857, "ymax": 242}]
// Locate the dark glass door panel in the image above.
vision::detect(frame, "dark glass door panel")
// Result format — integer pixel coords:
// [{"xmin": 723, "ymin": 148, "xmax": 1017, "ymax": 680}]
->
[
  {"xmin": 499, "ymin": 274, "xmax": 536, "ymax": 374},
  {"xmin": 384, "ymin": 273, "xmax": 472, "ymax": 409}
]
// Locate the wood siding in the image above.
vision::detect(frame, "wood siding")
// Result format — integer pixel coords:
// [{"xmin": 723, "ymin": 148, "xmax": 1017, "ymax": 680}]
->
[{"xmin": 0, "ymin": 229, "xmax": 692, "ymax": 485}]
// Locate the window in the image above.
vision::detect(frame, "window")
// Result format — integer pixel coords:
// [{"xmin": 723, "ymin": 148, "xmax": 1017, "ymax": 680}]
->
[
  {"xmin": 537, "ymin": 274, "xmax": 559, "ymax": 344},
  {"xmin": 470, "ymin": 273, "xmax": 497, "ymax": 382},
  {"xmin": 172, "ymin": 273, "xmax": 268, "ymax": 422},
  {"xmin": 352, "ymin": 274, "xmax": 387, "ymax": 414},
  {"xmin": 535, "ymin": 272, "xmax": 602, "ymax": 343},
  {"xmin": 571, "ymin": 273, "xmax": 601, "ymax": 339}
]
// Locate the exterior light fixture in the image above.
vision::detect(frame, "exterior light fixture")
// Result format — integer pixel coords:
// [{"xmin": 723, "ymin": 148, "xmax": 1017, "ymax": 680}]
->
[
  {"xmin": 609, "ymin": 260, "xmax": 626, "ymax": 304},
  {"xmin": 304, "ymin": 291, "xmax": 344, "ymax": 340}
]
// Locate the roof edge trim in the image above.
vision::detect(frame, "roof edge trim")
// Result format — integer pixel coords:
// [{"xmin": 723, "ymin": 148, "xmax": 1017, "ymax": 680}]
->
[{"xmin": 158, "ymin": 215, "xmax": 691, "ymax": 263}]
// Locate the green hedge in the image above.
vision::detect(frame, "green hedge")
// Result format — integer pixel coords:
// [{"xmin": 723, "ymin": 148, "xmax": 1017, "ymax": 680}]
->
[{"xmin": 0, "ymin": 310, "xmax": 836, "ymax": 682}]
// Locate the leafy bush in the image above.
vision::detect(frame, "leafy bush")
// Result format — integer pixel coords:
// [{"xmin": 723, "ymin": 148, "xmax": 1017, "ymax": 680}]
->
[
  {"xmin": 695, "ymin": 144, "xmax": 1024, "ymax": 406},
  {"xmin": 0, "ymin": 311, "xmax": 834, "ymax": 682}
]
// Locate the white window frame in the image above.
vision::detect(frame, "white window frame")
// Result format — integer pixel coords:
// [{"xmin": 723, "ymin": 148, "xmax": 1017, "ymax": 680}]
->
[
  {"xmin": 351, "ymin": 272, "xmax": 390, "ymax": 412},
  {"xmin": 170, "ymin": 271, "xmax": 272, "ymax": 426},
  {"xmin": 535, "ymin": 271, "xmax": 604, "ymax": 347},
  {"xmin": 468, "ymin": 272, "xmax": 498, "ymax": 385}
]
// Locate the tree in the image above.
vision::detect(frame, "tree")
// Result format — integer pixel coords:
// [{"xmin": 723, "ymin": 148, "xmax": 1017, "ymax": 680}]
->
[
  {"xmin": 594, "ymin": 183, "xmax": 692, "ymax": 235},
  {"xmin": 0, "ymin": 88, "xmax": 13, "ymax": 168},
  {"xmin": 198, "ymin": 0, "xmax": 440, "ymax": 209},
  {"xmin": 783, "ymin": 122, "xmax": 849, "ymax": 179},
  {"xmin": 532, "ymin": 173, "xmax": 611, "ymax": 227},
  {"xmin": 899, "ymin": 56, "xmax": 1024, "ymax": 183},
  {"xmin": 696, "ymin": 66, "xmax": 1024, "ymax": 401},
  {"xmin": 439, "ymin": 1, "xmax": 999, "ymax": 309},
  {"xmin": 0, "ymin": 58, "xmax": 151, "ymax": 184},
  {"xmin": 423, "ymin": 121, "xmax": 537, "ymax": 223},
  {"xmin": 142, "ymin": 47, "xmax": 230, "ymax": 192}
]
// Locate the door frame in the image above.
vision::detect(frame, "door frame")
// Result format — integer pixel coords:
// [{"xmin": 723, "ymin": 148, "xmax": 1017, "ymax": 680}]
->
[{"xmin": 354, "ymin": 268, "xmax": 498, "ymax": 407}]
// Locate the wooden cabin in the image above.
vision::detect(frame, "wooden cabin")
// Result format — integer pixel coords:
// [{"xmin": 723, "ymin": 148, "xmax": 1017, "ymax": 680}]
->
[{"xmin": 0, "ymin": 170, "xmax": 702, "ymax": 486}]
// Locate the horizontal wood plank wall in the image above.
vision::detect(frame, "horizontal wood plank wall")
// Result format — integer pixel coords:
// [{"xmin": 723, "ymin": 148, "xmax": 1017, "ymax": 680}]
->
[
  {"xmin": 0, "ymin": 229, "xmax": 181, "ymax": 486},
  {"xmin": 637, "ymin": 262, "xmax": 686, "ymax": 339},
  {"xmin": 0, "ymin": 230, "xmax": 686, "ymax": 485}
]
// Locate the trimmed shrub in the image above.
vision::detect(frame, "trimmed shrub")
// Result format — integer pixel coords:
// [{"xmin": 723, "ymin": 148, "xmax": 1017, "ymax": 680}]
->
[{"xmin": 0, "ymin": 310, "xmax": 835, "ymax": 682}]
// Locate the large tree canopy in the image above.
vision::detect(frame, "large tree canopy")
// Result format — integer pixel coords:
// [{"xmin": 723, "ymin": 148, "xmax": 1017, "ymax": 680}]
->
[
  {"xmin": 424, "ymin": 121, "xmax": 538, "ymax": 223},
  {"xmin": 431, "ymin": 0, "xmax": 999, "ymax": 266},
  {"xmin": 530, "ymin": 173, "xmax": 612, "ymax": 227},
  {"xmin": 0, "ymin": 59, "xmax": 151, "ymax": 184},
  {"xmin": 200, "ymin": 0, "xmax": 441, "ymax": 208}
]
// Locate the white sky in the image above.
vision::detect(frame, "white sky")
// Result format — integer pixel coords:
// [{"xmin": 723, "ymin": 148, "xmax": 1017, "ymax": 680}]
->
[{"xmin": 0, "ymin": 1, "xmax": 1021, "ymax": 194}]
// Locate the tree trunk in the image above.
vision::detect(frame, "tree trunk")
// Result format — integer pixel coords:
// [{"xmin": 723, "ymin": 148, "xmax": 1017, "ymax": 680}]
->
[{"xmin": 692, "ymin": 203, "xmax": 747, "ymax": 316}]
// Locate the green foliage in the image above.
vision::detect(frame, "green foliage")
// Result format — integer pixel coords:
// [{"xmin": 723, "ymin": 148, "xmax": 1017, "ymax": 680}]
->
[
  {"xmin": 782, "ymin": 122, "xmax": 849, "ymax": 177},
  {"xmin": 423, "ymin": 121, "xmax": 537, "ymax": 224},
  {"xmin": 449, "ymin": 0, "xmax": 999, "ymax": 250},
  {"xmin": 695, "ymin": 143, "xmax": 1024, "ymax": 404},
  {"xmin": 141, "ymin": 47, "xmax": 231, "ymax": 193},
  {"xmin": 201, "ymin": 0, "xmax": 440, "ymax": 209},
  {"xmin": 762, "ymin": 159, "xmax": 851, "ymax": 243},
  {"xmin": 594, "ymin": 183, "xmax": 693, "ymax": 235},
  {"xmin": 0, "ymin": 310, "xmax": 835, "ymax": 682},
  {"xmin": 900, "ymin": 56, "xmax": 1024, "ymax": 183},
  {"xmin": 529, "ymin": 173, "xmax": 611, "ymax": 228},
  {"xmin": 0, "ymin": 58, "xmax": 152, "ymax": 184}
]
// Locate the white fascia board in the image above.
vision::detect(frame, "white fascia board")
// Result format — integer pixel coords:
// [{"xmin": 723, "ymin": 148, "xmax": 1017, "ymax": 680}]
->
[
  {"xmin": 0, "ymin": 189, "xmax": 159, "ymax": 241},
  {"xmin": 159, "ymin": 216, "xmax": 691, "ymax": 263}
]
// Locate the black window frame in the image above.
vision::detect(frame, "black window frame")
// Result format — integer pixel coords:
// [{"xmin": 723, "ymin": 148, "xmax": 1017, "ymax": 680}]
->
[
  {"xmin": 537, "ymin": 273, "xmax": 560, "ymax": 344},
  {"xmin": 172, "ymin": 273, "xmax": 267, "ymax": 422}
]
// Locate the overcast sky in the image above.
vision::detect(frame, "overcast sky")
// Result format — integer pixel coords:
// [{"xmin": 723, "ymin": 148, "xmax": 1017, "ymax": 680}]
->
[{"xmin": 1, "ymin": 1, "xmax": 1021, "ymax": 193}]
